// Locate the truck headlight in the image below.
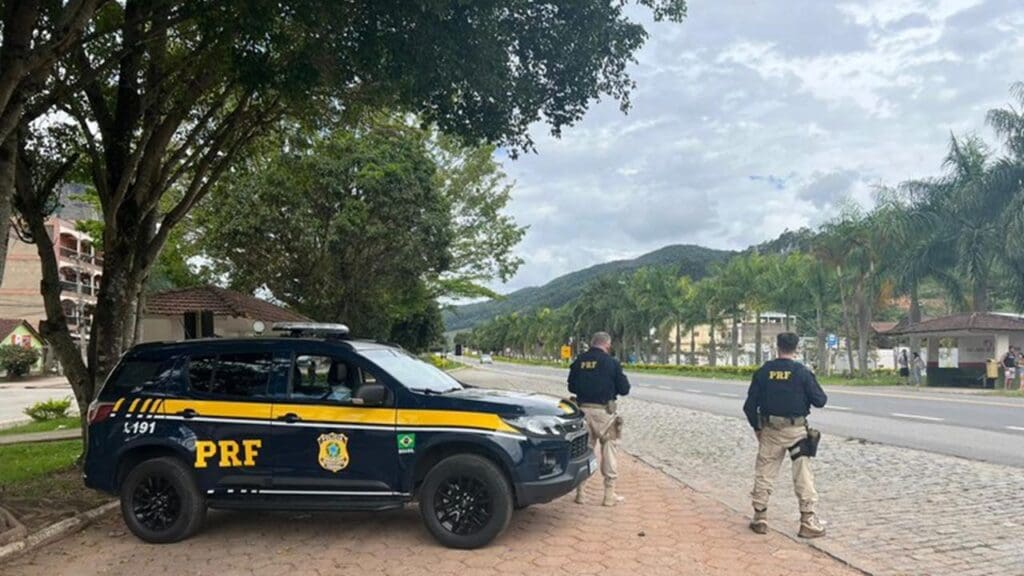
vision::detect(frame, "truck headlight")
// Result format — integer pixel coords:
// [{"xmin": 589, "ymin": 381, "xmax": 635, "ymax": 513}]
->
[{"xmin": 503, "ymin": 415, "xmax": 563, "ymax": 436}]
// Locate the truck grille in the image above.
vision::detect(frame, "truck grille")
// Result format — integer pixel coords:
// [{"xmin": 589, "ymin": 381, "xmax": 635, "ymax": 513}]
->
[{"xmin": 569, "ymin": 431, "xmax": 589, "ymax": 459}]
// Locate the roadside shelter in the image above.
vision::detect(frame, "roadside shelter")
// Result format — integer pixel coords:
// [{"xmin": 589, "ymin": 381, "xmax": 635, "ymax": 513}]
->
[{"xmin": 888, "ymin": 312, "xmax": 1024, "ymax": 387}]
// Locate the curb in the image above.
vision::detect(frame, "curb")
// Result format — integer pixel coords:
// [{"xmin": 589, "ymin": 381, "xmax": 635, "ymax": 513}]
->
[{"xmin": 0, "ymin": 500, "xmax": 118, "ymax": 563}]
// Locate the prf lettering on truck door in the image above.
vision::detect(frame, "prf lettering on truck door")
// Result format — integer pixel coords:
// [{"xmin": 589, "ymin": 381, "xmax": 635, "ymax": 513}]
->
[{"xmin": 194, "ymin": 439, "xmax": 262, "ymax": 468}]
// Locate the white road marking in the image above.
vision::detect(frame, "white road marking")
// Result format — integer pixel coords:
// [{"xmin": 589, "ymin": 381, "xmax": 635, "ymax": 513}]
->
[
  {"xmin": 891, "ymin": 412, "xmax": 944, "ymax": 422},
  {"xmin": 717, "ymin": 392, "xmax": 740, "ymax": 398},
  {"xmin": 825, "ymin": 405, "xmax": 851, "ymax": 411},
  {"xmin": 1006, "ymin": 426, "xmax": 1024, "ymax": 432},
  {"xmin": 655, "ymin": 385, "xmax": 672, "ymax": 391},
  {"xmin": 685, "ymin": 389, "xmax": 703, "ymax": 394}
]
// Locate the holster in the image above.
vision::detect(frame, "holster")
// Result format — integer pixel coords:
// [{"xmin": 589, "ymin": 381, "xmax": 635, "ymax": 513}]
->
[{"xmin": 788, "ymin": 426, "xmax": 821, "ymax": 460}]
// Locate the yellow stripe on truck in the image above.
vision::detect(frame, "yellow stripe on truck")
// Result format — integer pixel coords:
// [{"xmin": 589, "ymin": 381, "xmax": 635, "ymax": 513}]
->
[
  {"xmin": 161, "ymin": 399, "xmax": 272, "ymax": 420},
  {"xmin": 127, "ymin": 399, "xmax": 140, "ymax": 414},
  {"xmin": 160, "ymin": 399, "xmax": 516, "ymax": 434},
  {"xmin": 398, "ymin": 410, "xmax": 519, "ymax": 433},
  {"xmin": 274, "ymin": 404, "xmax": 395, "ymax": 425},
  {"xmin": 112, "ymin": 398, "xmax": 125, "ymax": 413},
  {"xmin": 139, "ymin": 399, "xmax": 153, "ymax": 414}
]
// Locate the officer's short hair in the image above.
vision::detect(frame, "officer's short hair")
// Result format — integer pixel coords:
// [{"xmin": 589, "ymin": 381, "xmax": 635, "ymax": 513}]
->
[
  {"xmin": 591, "ymin": 331, "xmax": 612, "ymax": 347},
  {"xmin": 777, "ymin": 332, "xmax": 799, "ymax": 353}
]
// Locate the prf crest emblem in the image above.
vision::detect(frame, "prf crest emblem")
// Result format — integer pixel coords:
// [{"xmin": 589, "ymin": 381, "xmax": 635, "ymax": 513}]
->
[{"xmin": 317, "ymin": 432, "xmax": 350, "ymax": 472}]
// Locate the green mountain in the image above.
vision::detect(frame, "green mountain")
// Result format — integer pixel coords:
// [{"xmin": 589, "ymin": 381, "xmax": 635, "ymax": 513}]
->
[{"xmin": 444, "ymin": 244, "xmax": 733, "ymax": 331}]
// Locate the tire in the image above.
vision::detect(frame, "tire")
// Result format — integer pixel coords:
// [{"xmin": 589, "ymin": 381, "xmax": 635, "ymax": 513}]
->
[
  {"xmin": 120, "ymin": 456, "xmax": 206, "ymax": 543},
  {"xmin": 419, "ymin": 454, "xmax": 513, "ymax": 549}
]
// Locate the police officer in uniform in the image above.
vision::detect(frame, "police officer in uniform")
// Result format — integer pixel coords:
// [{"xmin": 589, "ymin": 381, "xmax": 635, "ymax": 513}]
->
[
  {"xmin": 743, "ymin": 332, "xmax": 827, "ymax": 538},
  {"xmin": 568, "ymin": 331, "xmax": 631, "ymax": 506}
]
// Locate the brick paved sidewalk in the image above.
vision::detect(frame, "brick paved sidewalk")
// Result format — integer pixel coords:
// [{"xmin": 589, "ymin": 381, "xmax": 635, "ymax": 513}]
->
[{"xmin": 5, "ymin": 453, "xmax": 859, "ymax": 576}]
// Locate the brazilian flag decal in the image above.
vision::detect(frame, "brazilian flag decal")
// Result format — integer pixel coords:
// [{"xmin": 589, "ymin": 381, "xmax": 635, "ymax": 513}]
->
[{"xmin": 397, "ymin": 433, "xmax": 416, "ymax": 454}]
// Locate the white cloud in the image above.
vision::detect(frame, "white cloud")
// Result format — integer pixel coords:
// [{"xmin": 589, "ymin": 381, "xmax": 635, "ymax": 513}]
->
[{"xmin": 490, "ymin": 0, "xmax": 1024, "ymax": 293}]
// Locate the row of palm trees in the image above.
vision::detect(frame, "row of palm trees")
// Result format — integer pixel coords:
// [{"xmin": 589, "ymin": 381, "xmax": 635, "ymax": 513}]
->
[{"xmin": 461, "ymin": 83, "xmax": 1024, "ymax": 377}]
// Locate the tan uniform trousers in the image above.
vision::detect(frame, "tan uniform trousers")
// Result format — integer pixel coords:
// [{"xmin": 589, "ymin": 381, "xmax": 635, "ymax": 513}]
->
[
  {"xmin": 580, "ymin": 404, "xmax": 619, "ymax": 489},
  {"xmin": 751, "ymin": 423, "xmax": 818, "ymax": 514}
]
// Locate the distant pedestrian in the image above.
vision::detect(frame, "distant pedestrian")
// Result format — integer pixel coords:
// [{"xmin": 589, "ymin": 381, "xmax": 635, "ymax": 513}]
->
[
  {"xmin": 898, "ymin": 350, "xmax": 910, "ymax": 384},
  {"xmin": 1002, "ymin": 346, "xmax": 1018, "ymax": 390},
  {"xmin": 911, "ymin": 352, "xmax": 925, "ymax": 387},
  {"xmin": 568, "ymin": 331, "xmax": 631, "ymax": 506},
  {"xmin": 743, "ymin": 332, "xmax": 828, "ymax": 538}
]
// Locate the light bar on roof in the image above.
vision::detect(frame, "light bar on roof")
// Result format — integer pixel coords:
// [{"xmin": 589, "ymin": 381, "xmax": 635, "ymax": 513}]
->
[{"xmin": 271, "ymin": 322, "xmax": 350, "ymax": 338}]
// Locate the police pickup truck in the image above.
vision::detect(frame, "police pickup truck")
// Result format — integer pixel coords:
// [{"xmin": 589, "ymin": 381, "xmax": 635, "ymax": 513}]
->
[{"xmin": 83, "ymin": 323, "xmax": 595, "ymax": 549}]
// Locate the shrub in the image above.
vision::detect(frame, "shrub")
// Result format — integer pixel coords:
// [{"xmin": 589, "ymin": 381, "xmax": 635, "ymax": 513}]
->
[
  {"xmin": 24, "ymin": 397, "xmax": 72, "ymax": 422},
  {"xmin": 0, "ymin": 345, "xmax": 41, "ymax": 378}
]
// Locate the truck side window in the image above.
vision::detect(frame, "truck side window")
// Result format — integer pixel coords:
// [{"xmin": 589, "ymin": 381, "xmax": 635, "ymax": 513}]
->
[
  {"xmin": 188, "ymin": 353, "xmax": 273, "ymax": 399},
  {"xmin": 106, "ymin": 357, "xmax": 177, "ymax": 393},
  {"xmin": 291, "ymin": 355, "xmax": 356, "ymax": 403}
]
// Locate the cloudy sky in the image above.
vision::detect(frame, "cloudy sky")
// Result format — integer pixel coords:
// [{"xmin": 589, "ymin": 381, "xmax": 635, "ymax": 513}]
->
[{"xmin": 490, "ymin": 0, "xmax": 1024, "ymax": 294}]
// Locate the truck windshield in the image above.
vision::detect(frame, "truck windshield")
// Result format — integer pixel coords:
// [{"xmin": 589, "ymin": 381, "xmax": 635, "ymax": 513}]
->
[{"xmin": 363, "ymin": 349, "xmax": 463, "ymax": 394}]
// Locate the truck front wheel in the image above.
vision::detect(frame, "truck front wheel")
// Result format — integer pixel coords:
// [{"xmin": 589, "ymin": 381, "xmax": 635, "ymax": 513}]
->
[{"xmin": 419, "ymin": 454, "xmax": 513, "ymax": 549}]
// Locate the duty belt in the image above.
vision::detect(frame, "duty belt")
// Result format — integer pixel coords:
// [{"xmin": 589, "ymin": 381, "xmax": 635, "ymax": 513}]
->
[{"xmin": 762, "ymin": 415, "xmax": 807, "ymax": 427}]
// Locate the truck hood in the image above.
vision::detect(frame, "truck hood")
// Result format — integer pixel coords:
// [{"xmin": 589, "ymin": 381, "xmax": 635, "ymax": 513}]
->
[{"xmin": 442, "ymin": 387, "xmax": 579, "ymax": 418}]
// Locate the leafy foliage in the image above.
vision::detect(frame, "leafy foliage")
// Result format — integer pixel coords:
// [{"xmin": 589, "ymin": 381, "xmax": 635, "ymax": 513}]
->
[
  {"xmin": 0, "ymin": 345, "xmax": 41, "ymax": 378},
  {"xmin": 23, "ymin": 397, "xmax": 72, "ymax": 421}
]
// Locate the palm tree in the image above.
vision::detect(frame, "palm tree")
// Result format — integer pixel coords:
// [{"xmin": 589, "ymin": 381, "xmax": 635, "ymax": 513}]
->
[
  {"xmin": 986, "ymin": 83, "xmax": 1024, "ymax": 308},
  {"xmin": 670, "ymin": 276, "xmax": 698, "ymax": 365},
  {"xmin": 695, "ymin": 276, "xmax": 726, "ymax": 366}
]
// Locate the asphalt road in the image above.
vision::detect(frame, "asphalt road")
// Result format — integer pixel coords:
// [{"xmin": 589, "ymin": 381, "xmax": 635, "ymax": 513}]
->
[{"xmin": 471, "ymin": 361, "xmax": 1024, "ymax": 468}]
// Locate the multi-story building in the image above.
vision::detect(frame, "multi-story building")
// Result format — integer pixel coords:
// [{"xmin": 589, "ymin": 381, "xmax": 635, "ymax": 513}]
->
[
  {"xmin": 666, "ymin": 311, "xmax": 794, "ymax": 365},
  {"xmin": 0, "ymin": 190, "xmax": 101, "ymax": 348}
]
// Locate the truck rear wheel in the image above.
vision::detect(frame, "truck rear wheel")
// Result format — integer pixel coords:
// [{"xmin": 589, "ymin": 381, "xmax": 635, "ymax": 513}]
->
[
  {"xmin": 419, "ymin": 454, "xmax": 513, "ymax": 549},
  {"xmin": 120, "ymin": 456, "xmax": 206, "ymax": 543}
]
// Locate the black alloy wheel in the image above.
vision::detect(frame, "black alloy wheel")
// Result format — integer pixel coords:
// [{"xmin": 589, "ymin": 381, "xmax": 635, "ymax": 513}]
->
[
  {"xmin": 419, "ymin": 454, "xmax": 513, "ymax": 549},
  {"xmin": 434, "ymin": 475, "xmax": 493, "ymax": 535},
  {"xmin": 132, "ymin": 474, "xmax": 182, "ymax": 532},
  {"xmin": 120, "ymin": 457, "xmax": 206, "ymax": 543}
]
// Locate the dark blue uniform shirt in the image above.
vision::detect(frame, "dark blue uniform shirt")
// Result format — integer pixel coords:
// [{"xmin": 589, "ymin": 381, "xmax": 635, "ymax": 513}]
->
[
  {"xmin": 743, "ymin": 358, "xmax": 827, "ymax": 430},
  {"xmin": 568, "ymin": 348, "xmax": 631, "ymax": 405}
]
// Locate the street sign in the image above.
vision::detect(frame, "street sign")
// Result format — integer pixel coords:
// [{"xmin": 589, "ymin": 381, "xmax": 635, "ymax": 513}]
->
[
  {"xmin": 827, "ymin": 334, "xmax": 838, "ymax": 349},
  {"xmin": 560, "ymin": 345, "xmax": 572, "ymax": 360}
]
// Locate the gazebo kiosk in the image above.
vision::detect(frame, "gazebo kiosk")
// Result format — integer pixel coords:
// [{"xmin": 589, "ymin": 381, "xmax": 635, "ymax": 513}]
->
[{"xmin": 889, "ymin": 313, "xmax": 1024, "ymax": 387}]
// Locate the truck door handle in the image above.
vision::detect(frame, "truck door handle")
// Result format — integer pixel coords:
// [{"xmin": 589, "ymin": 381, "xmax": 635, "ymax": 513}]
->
[
  {"xmin": 177, "ymin": 408, "xmax": 197, "ymax": 419},
  {"xmin": 278, "ymin": 413, "xmax": 301, "ymax": 423}
]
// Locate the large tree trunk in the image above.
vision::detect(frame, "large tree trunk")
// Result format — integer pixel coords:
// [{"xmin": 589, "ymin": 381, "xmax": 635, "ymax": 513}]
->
[
  {"xmin": 730, "ymin": 313, "xmax": 739, "ymax": 366},
  {"xmin": 815, "ymin": 305, "xmax": 827, "ymax": 375},
  {"xmin": 855, "ymin": 288, "xmax": 871, "ymax": 378},
  {"xmin": 708, "ymin": 317, "xmax": 718, "ymax": 367},
  {"xmin": 674, "ymin": 318, "xmax": 681, "ymax": 365},
  {"xmin": 909, "ymin": 280, "xmax": 921, "ymax": 356},
  {"xmin": 754, "ymin": 310, "xmax": 763, "ymax": 364},
  {"xmin": 14, "ymin": 152, "xmax": 91, "ymax": 424},
  {"xmin": 0, "ymin": 137, "xmax": 15, "ymax": 283},
  {"xmin": 837, "ymin": 268, "xmax": 856, "ymax": 377},
  {"xmin": 689, "ymin": 327, "xmax": 696, "ymax": 365},
  {"xmin": 972, "ymin": 278, "xmax": 988, "ymax": 313}
]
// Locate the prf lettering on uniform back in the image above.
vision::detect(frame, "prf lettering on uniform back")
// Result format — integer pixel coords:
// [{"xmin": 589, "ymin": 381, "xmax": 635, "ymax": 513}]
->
[
  {"xmin": 580, "ymin": 361, "xmax": 598, "ymax": 369},
  {"xmin": 194, "ymin": 439, "xmax": 262, "ymax": 468},
  {"xmin": 769, "ymin": 371, "xmax": 792, "ymax": 380}
]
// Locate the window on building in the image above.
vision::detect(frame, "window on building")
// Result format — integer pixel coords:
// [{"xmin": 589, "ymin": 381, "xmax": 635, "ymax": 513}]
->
[{"xmin": 184, "ymin": 311, "xmax": 216, "ymax": 339}]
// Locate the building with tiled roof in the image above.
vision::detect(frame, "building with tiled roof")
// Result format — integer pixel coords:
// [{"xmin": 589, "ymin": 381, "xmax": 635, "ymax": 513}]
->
[
  {"xmin": 888, "ymin": 312, "xmax": 1024, "ymax": 387},
  {"xmin": 139, "ymin": 286, "xmax": 311, "ymax": 342}
]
